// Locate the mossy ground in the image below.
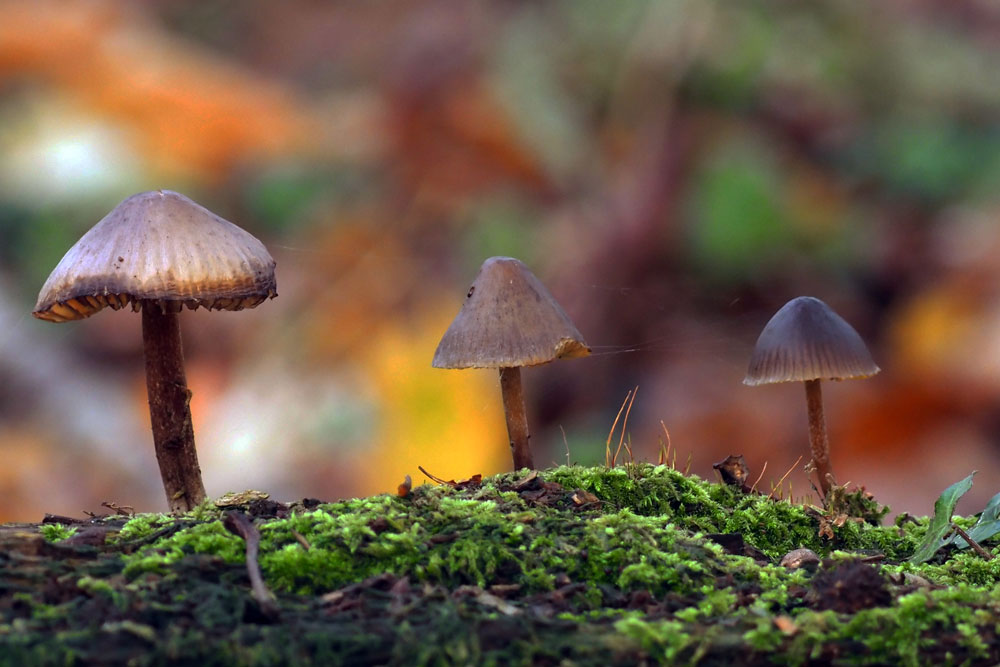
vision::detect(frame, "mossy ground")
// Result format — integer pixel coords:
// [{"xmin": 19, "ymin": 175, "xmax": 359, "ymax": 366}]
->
[{"xmin": 1, "ymin": 464, "xmax": 998, "ymax": 665}]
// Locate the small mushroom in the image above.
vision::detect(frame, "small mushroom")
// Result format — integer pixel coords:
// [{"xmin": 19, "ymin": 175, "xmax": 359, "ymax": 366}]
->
[
  {"xmin": 744, "ymin": 296, "xmax": 879, "ymax": 498},
  {"xmin": 432, "ymin": 257, "xmax": 589, "ymax": 470},
  {"xmin": 33, "ymin": 190, "xmax": 276, "ymax": 511}
]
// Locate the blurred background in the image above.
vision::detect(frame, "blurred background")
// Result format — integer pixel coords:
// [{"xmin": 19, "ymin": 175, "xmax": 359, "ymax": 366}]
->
[{"xmin": 2, "ymin": 0, "xmax": 1000, "ymax": 522}]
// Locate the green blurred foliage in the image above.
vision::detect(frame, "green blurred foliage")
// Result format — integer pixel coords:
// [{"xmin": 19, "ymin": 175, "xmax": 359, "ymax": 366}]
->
[
  {"xmin": 687, "ymin": 138, "xmax": 791, "ymax": 283},
  {"xmin": 462, "ymin": 197, "xmax": 540, "ymax": 272}
]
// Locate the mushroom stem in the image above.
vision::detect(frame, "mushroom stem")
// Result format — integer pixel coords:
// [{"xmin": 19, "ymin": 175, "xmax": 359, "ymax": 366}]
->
[
  {"xmin": 141, "ymin": 302, "xmax": 207, "ymax": 511},
  {"xmin": 499, "ymin": 366, "xmax": 533, "ymax": 470},
  {"xmin": 804, "ymin": 379, "xmax": 835, "ymax": 498}
]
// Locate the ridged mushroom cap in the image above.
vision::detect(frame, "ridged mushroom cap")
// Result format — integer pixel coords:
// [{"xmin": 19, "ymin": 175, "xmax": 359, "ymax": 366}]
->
[
  {"xmin": 432, "ymin": 257, "xmax": 590, "ymax": 369},
  {"xmin": 744, "ymin": 296, "xmax": 879, "ymax": 386},
  {"xmin": 33, "ymin": 190, "xmax": 277, "ymax": 322}
]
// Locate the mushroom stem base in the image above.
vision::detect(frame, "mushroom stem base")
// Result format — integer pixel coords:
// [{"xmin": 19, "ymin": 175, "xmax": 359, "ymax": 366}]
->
[
  {"xmin": 805, "ymin": 379, "xmax": 835, "ymax": 498},
  {"xmin": 142, "ymin": 302, "xmax": 207, "ymax": 511},
  {"xmin": 499, "ymin": 367, "xmax": 533, "ymax": 470}
]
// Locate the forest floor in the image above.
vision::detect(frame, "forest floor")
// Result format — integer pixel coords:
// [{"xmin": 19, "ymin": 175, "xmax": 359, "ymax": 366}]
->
[{"xmin": 1, "ymin": 463, "xmax": 999, "ymax": 665}]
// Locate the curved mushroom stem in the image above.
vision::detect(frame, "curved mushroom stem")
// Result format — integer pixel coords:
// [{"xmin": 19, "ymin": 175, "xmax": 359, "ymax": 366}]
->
[
  {"xmin": 142, "ymin": 302, "xmax": 207, "ymax": 511},
  {"xmin": 499, "ymin": 366, "xmax": 534, "ymax": 470},
  {"xmin": 804, "ymin": 379, "xmax": 835, "ymax": 499}
]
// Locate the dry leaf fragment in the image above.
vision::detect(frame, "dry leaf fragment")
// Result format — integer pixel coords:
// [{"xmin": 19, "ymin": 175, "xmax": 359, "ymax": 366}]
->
[
  {"xmin": 571, "ymin": 489, "xmax": 600, "ymax": 506},
  {"xmin": 397, "ymin": 474, "xmax": 412, "ymax": 498},
  {"xmin": 774, "ymin": 615, "xmax": 799, "ymax": 636},
  {"xmin": 512, "ymin": 470, "xmax": 538, "ymax": 491}
]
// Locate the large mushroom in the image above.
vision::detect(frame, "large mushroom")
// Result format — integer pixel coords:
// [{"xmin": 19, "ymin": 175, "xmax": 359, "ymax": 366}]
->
[
  {"xmin": 433, "ymin": 257, "xmax": 590, "ymax": 470},
  {"xmin": 33, "ymin": 190, "xmax": 277, "ymax": 511},
  {"xmin": 744, "ymin": 296, "xmax": 879, "ymax": 498}
]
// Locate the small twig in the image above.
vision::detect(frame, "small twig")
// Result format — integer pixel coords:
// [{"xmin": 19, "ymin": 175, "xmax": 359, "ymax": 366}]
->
[
  {"xmin": 43, "ymin": 513, "xmax": 94, "ymax": 525},
  {"xmin": 223, "ymin": 511, "xmax": 280, "ymax": 620},
  {"xmin": 768, "ymin": 455, "xmax": 803, "ymax": 501},
  {"xmin": 952, "ymin": 524, "xmax": 994, "ymax": 561},
  {"xmin": 101, "ymin": 501, "xmax": 135, "ymax": 517},
  {"xmin": 417, "ymin": 465, "xmax": 450, "ymax": 485},
  {"xmin": 858, "ymin": 553, "xmax": 886, "ymax": 563},
  {"xmin": 749, "ymin": 461, "xmax": 768, "ymax": 495},
  {"xmin": 291, "ymin": 529, "xmax": 311, "ymax": 551}
]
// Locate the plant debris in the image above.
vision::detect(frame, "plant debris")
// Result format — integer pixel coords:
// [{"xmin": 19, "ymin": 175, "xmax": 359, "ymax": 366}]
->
[{"xmin": 222, "ymin": 510, "xmax": 280, "ymax": 621}]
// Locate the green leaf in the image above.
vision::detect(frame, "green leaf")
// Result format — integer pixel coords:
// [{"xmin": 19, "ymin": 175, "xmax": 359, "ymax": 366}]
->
[
  {"xmin": 951, "ymin": 491, "xmax": 1000, "ymax": 549},
  {"xmin": 909, "ymin": 472, "xmax": 975, "ymax": 564}
]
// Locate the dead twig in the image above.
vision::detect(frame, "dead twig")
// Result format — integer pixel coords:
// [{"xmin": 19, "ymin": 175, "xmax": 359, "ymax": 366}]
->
[
  {"xmin": 416, "ymin": 466, "xmax": 481, "ymax": 488},
  {"xmin": 43, "ymin": 513, "xmax": 97, "ymax": 525},
  {"xmin": 223, "ymin": 511, "xmax": 280, "ymax": 621},
  {"xmin": 101, "ymin": 501, "xmax": 135, "ymax": 517},
  {"xmin": 952, "ymin": 524, "xmax": 994, "ymax": 561},
  {"xmin": 291, "ymin": 529, "xmax": 311, "ymax": 551},
  {"xmin": 858, "ymin": 553, "xmax": 887, "ymax": 563},
  {"xmin": 417, "ymin": 465, "xmax": 449, "ymax": 485}
]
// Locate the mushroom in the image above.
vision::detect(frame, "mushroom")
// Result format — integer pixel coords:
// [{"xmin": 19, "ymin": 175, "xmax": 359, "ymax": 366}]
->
[
  {"xmin": 33, "ymin": 190, "xmax": 277, "ymax": 511},
  {"xmin": 744, "ymin": 296, "xmax": 879, "ymax": 498},
  {"xmin": 432, "ymin": 257, "xmax": 589, "ymax": 470}
]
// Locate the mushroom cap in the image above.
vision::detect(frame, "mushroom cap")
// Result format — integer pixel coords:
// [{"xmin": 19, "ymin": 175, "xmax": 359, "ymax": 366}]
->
[
  {"xmin": 744, "ymin": 296, "xmax": 879, "ymax": 386},
  {"xmin": 33, "ymin": 190, "xmax": 277, "ymax": 322},
  {"xmin": 432, "ymin": 256, "xmax": 590, "ymax": 369}
]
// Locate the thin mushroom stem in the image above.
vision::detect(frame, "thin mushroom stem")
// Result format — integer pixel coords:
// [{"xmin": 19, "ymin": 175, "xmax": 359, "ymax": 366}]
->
[
  {"xmin": 141, "ymin": 301, "xmax": 206, "ymax": 511},
  {"xmin": 499, "ymin": 366, "xmax": 533, "ymax": 470},
  {"xmin": 804, "ymin": 379, "xmax": 835, "ymax": 499}
]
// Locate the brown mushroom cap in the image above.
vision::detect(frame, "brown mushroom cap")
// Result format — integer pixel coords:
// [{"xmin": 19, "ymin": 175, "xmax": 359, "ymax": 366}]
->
[
  {"xmin": 32, "ymin": 190, "xmax": 276, "ymax": 322},
  {"xmin": 744, "ymin": 296, "xmax": 879, "ymax": 386},
  {"xmin": 432, "ymin": 256, "xmax": 590, "ymax": 369}
]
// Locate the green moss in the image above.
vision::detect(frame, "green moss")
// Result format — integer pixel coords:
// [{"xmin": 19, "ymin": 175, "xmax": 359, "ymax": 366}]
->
[
  {"xmin": 124, "ymin": 488, "xmax": 724, "ymax": 599},
  {"xmin": 115, "ymin": 513, "xmax": 174, "ymax": 542},
  {"xmin": 892, "ymin": 547, "xmax": 1000, "ymax": 587},
  {"xmin": 122, "ymin": 520, "xmax": 244, "ymax": 578},
  {"xmin": 545, "ymin": 464, "xmax": 735, "ymax": 530},
  {"xmin": 116, "ymin": 465, "xmax": 966, "ymax": 598},
  {"xmin": 76, "ymin": 576, "xmax": 127, "ymax": 612},
  {"xmin": 725, "ymin": 496, "xmax": 820, "ymax": 557},
  {"xmin": 783, "ymin": 586, "xmax": 1000, "ymax": 665},
  {"xmin": 39, "ymin": 523, "xmax": 77, "ymax": 542},
  {"xmin": 615, "ymin": 615, "xmax": 696, "ymax": 662},
  {"xmin": 7, "ymin": 465, "xmax": 1000, "ymax": 665}
]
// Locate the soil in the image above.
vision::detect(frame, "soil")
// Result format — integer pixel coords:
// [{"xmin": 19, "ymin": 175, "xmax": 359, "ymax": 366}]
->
[{"xmin": 1, "ymin": 464, "xmax": 998, "ymax": 666}]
